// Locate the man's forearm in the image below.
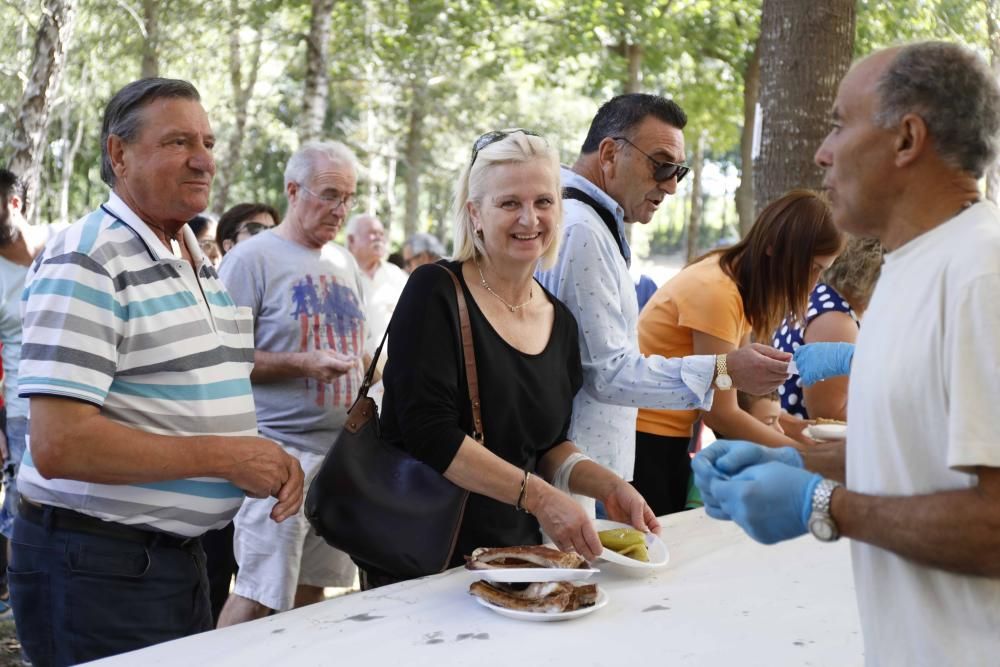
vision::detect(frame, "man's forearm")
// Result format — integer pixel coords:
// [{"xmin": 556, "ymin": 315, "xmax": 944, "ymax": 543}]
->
[
  {"xmin": 250, "ymin": 350, "xmax": 307, "ymax": 383},
  {"xmin": 30, "ymin": 397, "xmax": 237, "ymax": 484},
  {"xmin": 831, "ymin": 482, "xmax": 1000, "ymax": 577}
]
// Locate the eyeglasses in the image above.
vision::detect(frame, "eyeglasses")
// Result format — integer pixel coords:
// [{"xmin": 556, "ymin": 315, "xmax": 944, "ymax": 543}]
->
[
  {"xmin": 470, "ymin": 128, "xmax": 541, "ymax": 166},
  {"xmin": 298, "ymin": 184, "xmax": 357, "ymax": 211},
  {"xmin": 612, "ymin": 136, "xmax": 690, "ymax": 183},
  {"xmin": 235, "ymin": 221, "xmax": 270, "ymax": 238}
]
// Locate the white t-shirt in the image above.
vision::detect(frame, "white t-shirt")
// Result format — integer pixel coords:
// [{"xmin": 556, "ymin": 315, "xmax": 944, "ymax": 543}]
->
[
  {"xmin": 847, "ymin": 202, "xmax": 1000, "ymax": 666},
  {"xmin": 361, "ymin": 260, "xmax": 407, "ymax": 358}
]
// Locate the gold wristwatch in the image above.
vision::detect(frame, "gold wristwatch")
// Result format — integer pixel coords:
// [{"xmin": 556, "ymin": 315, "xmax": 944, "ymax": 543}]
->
[{"xmin": 714, "ymin": 354, "xmax": 733, "ymax": 390}]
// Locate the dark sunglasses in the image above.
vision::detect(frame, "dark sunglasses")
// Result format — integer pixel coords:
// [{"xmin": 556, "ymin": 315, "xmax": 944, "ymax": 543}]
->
[
  {"xmin": 470, "ymin": 128, "xmax": 541, "ymax": 166},
  {"xmin": 237, "ymin": 221, "xmax": 269, "ymax": 237},
  {"xmin": 612, "ymin": 136, "xmax": 690, "ymax": 183}
]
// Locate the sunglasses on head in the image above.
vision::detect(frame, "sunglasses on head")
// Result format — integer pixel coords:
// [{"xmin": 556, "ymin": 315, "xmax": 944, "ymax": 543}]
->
[
  {"xmin": 612, "ymin": 136, "xmax": 690, "ymax": 183},
  {"xmin": 470, "ymin": 128, "xmax": 542, "ymax": 166}
]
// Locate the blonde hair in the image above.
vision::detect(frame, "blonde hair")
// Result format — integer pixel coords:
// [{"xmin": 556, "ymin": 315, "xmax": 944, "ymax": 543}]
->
[{"xmin": 451, "ymin": 132, "xmax": 563, "ymax": 270}]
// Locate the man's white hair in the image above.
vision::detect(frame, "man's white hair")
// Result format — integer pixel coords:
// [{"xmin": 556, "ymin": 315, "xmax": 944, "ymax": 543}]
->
[
  {"xmin": 284, "ymin": 141, "xmax": 359, "ymax": 191},
  {"xmin": 345, "ymin": 213, "xmax": 378, "ymax": 238}
]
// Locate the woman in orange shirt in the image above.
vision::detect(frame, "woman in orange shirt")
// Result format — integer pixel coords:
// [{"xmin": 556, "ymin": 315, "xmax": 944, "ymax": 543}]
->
[{"xmin": 634, "ymin": 190, "xmax": 844, "ymax": 515}]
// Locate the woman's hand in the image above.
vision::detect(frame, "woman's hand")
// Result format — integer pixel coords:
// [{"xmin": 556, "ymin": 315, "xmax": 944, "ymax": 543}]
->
[
  {"xmin": 526, "ymin": 478, "xmax": 603, "ymax": 561},
  {"xmin": 603, "ymin": 480, "xmax": 662, "ymax": 536}
]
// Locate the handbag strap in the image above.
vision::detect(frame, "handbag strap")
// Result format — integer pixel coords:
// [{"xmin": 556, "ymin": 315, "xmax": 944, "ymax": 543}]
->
[
  {"xmin": 353, "ymin": 264, "xmax": 483, "ymax": 444},
  {"xmin": 433, "ymin": 264, "xmax": 484, "ymax": 443}
]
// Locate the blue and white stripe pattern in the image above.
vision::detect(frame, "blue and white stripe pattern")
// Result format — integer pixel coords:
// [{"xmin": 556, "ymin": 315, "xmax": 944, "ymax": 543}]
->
[{"xmin": 17, "ymin": 194, "xmax": 257, "ymax": 537}]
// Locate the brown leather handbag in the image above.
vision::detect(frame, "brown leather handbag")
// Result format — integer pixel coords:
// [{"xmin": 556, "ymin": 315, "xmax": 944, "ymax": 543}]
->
[{"xmin": 305, "ymin": 265, "xmax": 483, "ymax": 579}]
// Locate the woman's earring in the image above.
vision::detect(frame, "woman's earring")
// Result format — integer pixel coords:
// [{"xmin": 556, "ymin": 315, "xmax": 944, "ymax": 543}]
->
[{"xmin": 475, "ymin": 228, "xmax": 484, "ymax": 239}]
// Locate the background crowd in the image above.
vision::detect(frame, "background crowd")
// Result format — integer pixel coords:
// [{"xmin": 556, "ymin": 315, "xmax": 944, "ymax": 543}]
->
[{"xmin": 0, "ymin": 37, "xmax": 996, "ymax": 667}]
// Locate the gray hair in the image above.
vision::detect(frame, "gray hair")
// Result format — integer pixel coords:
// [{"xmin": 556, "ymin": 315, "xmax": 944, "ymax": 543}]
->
[
  {"xmin": 100, "ymin": 78, "xmax": 202, "ymax": 187},
  {"xmin": 345, "ymin": 213, "xmax": 377, "ymax": 238},
  {"xmin": 404, "ymin": 232, "xmax": 445, "ymax": 259},
  {"xmin": 284, "ymin": 141, "xmax": 358, "ymax": 191},
  {"xmin": 874, "ymin": 41, "xmax": 1000, "ymax": 177}
]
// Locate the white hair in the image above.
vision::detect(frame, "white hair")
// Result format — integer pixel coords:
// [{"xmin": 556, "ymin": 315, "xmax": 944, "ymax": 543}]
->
[
  {"xmin": 451, "ymin": 132, "xmax": 563, "ymax": 270},
  {"xmin": 284, "ymin": 141, "xmax": 359, "ymax": 191},
  {"xmin": 345, "ymin": 213, "xmax": 378, "ymax": 238}
]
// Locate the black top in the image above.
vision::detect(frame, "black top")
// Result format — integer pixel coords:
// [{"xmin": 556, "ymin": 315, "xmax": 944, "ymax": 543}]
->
[{"xmin": 380, "ymin": 260, "xmax": 583, "ymax": 565}]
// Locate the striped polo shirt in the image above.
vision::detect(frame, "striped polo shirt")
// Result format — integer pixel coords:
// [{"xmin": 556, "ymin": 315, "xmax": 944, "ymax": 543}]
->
[{"xmin": 17, "ymin": 193, "xmax": 257, "ymax": 537}]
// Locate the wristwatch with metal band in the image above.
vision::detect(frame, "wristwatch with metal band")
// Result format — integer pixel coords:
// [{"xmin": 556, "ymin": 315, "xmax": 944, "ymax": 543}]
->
[
  {"xmin": 808, "ymin": 478, "xmax": 842, "ymax": 542},
  {"xmin": 714, "ymin": 354, "xmax": 733, "ymax": 390}
]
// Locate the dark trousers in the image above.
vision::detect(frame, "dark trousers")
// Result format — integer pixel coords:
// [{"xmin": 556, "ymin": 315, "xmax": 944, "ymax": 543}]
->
[
  {"xmin": 9, "ymin": 510, "xmax": 212, "ymax": 667},
  {"xmin": 201, "ymin": 521, "xmax": 238, "ymax": 624},
  {"xmin": 632, "ymin": 431, "xmax": 693, "ymax": 516}
]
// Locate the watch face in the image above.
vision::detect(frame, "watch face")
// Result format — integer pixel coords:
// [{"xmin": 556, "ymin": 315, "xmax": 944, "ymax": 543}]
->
[
  {"xmin": 716, "ymin": 374, "xmax": 733, "ymax": 391},
  {"xmin": 809, "ymin": 516, "xmax": 835, "ymax": 541}
]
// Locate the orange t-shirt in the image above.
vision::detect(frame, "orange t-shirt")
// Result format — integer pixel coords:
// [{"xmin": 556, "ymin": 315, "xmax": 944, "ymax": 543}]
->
[{"xmin": 636, "ymin": 255, "xmax": 750, "ymax": 437}]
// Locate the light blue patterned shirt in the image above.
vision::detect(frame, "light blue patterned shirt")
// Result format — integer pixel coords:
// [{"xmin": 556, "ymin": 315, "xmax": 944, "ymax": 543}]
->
[{"xmin": 536, "ymin": 167, "xmax": 715, "ymax": 480}]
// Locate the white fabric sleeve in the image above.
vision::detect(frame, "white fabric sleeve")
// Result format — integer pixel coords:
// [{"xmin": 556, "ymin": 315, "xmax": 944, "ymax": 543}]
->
[{"xmin": 946, "ymin": 273, "xmax": 1000, "ymax": 470}]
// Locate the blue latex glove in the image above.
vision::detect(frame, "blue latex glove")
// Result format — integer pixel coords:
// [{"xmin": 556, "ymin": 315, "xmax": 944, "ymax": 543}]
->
[
  {"xmin": 793, "ymin": 342, "xmax": 855, "ymax": 386},
  {"xmin": 706, "ymin": 462, "xmax": 822, "ymax": 544},
  {"xmin": 692, "ymin": 441, "xmax": 804, "ymax": 520}
]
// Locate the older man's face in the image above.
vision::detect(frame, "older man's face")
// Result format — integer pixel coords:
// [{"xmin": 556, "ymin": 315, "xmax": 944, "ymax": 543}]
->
[
  {"xmin": 349, "ymin": 216, "xmax": 387, "ymax": 267},
  {"xmin": 286, "ymin": 156, "xmax": 357, "ymax": 250},
  {"xmin": 814, "ymin": 51, "xmax": 899, "ymax": 240},
  {"xmin": 114, "ymin": 98, "xmax": 216, "ymax": 225}
]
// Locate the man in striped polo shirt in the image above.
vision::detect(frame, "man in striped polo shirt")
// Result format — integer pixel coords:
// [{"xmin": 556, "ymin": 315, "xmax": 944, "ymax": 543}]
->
[{"xmin": 9, "ymin": 78, "xmax": 304, "ymax": 665}]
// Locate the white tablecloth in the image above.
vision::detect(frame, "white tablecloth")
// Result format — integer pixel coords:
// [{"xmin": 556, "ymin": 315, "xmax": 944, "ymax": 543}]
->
[{"xmin": 90, "ymin": 511, "xmax": 862, "ymax": 666}]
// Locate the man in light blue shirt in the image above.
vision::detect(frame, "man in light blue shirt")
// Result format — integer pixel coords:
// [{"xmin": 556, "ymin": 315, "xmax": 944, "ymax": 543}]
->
[{"xmin": 537, "ymin": 94, "xmax": 789, "ymax": 504}]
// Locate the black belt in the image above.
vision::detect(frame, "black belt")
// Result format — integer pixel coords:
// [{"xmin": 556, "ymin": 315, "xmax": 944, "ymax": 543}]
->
[{"xmin": 18, "ymin": 499, "xmax": 199, "ymax": 550}]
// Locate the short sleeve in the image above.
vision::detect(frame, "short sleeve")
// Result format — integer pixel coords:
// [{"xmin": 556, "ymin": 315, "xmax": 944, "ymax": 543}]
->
[
  {"xmin": 674, "ymin": 267, "xmax": 745, "ymax": 345},
  {"xmin": 18, "ymin": 249, "xmax": 122, "ymax": 406},
  {"xmin": 946, "ymin": 273, "xmax": 1000, "ymax": 470}
]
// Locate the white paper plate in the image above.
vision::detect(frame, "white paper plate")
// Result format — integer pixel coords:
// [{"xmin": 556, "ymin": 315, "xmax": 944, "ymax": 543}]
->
[
  {"xmin": 473, "ymin": 587, "xmax": 608, "ymax": 622},
  {"xmin": 805, "ymin": 423, "xmax": 847, "ymax": 441},
  {"xmin": 593, "ymin": 519, "xmax": 669, "ymax": 576},
  {"xmin": 466, "ymin": 566, "xmax": 598, "ymax": 583}
]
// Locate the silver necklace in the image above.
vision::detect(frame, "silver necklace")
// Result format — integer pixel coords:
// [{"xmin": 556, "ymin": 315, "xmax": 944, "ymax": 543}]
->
[{"xmin": 475, "ymin": 257, "xmax": 533, "ymax": 312}]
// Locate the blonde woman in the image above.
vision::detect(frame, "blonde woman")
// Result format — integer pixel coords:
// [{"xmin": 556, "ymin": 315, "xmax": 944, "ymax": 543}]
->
[{"xmin": 364, "ymin": 130, "xmax": 658, "ymax": 587}]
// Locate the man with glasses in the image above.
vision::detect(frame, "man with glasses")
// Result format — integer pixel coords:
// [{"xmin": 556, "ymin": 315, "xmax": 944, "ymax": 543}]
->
[
  {"xmin": 217, "ymin": 141, "xmax": 367, "ymax": 627},
  {"xmin": 536, "ymin": 93, "xmax": 789, "ymax": 514},
  {"xmin": 402, "ymin": 232, "xmax": 445, "ymax": 273}
]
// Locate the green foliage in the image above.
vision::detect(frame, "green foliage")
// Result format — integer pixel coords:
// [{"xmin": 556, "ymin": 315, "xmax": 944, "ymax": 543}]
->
[{"xmin": 1, "ymin": 0, "xmax": 994, "ymax": 250}]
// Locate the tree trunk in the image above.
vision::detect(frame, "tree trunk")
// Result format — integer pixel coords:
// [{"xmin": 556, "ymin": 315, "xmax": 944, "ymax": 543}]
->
[
  {"xmin": 986, "ymin": 0, "xmax": 1000, "ymax": 203},
  {"xmin": 625, "ymin": 43, "xmax": 642, "ymax": 94},
  {"xmin": 213, "ymin": 2, "xmax": 263, "ymax": 215},
  {"xmin": 7, "ymin": 0, "xmax": 77, "ymax": 224},
  {"xmin": 59, "ymin": 106, "xmax": 85, "ymax": 224},
  {"xmin": 623, "ymin": 40, "xmax": 642, "ymax": 248},
  {"xmin": 686, "ymin": 131, "xmax": 706, "ymax": 263},
  {"xmin": 301, "ymin": 0, "xmax": 335, "ymax": 143},
  {"xmin": 402, "ymin": 81, "xmax": 428, "ymax": 239},
  {"xmin": 754, "ymin": 0, "xmax": 855, "ymax": 214},
  {"xmin": 141, "ymin": 0, "xmax": 159, "ymax": 78},
  {"xmin": 736, "ymin": 39, "xmax": 760, "ymax": 236}
]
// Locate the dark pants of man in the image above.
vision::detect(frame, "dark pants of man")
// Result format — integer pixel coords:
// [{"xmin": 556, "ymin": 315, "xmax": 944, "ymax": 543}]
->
[
  {"xmin": 631, "ymin": 432, "xmax": 693, "ymax": 516},
  {"xmin": 8, "ymin": 508, "xmax": 212, "ymax": 666}
]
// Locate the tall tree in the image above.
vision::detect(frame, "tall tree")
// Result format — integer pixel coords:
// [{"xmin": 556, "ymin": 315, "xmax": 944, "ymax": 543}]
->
[
  {"xmin": 140, "ymin": 0, "xmax": 160, "ymax": 77},
  {"xmin": 212, "ymin": 0, "xmax": 265, "ymax": 215},
  {"xmin": 987, "ymin": 0, "xmax": 1000, "ymax": 203},
  {"xmin": 686, "ymin": 130, "xmax": 707, "ymax": 262},
  {"xmin": 8, "ymin": 0, "xmax": 77, "ymax": 223},
  {"xmin": 754, "ymin": 0, "xmax": 855, "ymax": 212},
  {"xmin": 301, "ymin": 0, "xmax": 335, "ymax": 143},
  {"xmin": 736, "ymin": 39, "xmax": 760, "ymax": 234}
]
